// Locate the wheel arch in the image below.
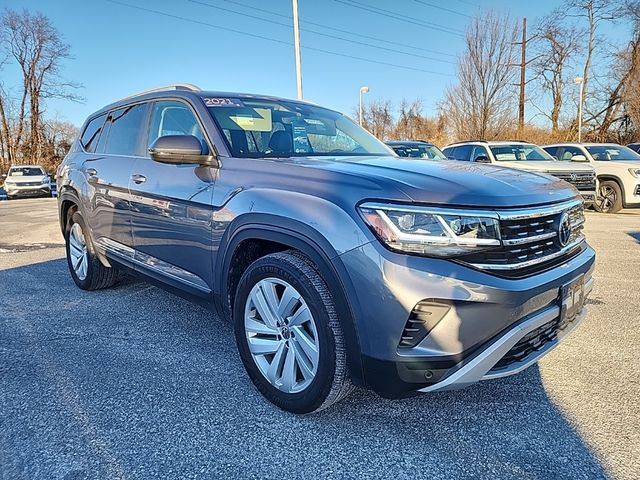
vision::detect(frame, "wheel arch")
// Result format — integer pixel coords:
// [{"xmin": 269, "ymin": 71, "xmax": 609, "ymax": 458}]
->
[
  {"xmin": 597, "ymin": 175, "xmax": 627, "ymax": 207},
  {"xmin": 217, "ymin": 215, "xmax": 365, "ymax": 385},
  {"xmin": 58, "ymin": 188, "xmax": 81, "ymax": 235}
]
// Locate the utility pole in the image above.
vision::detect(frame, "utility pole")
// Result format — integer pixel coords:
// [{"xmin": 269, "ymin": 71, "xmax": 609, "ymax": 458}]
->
[
  {"xmin": 518, "ymin": 17, "xmax": 527, "ymax": 136},
  {"xmin": 291, "ymin": 0, "xmax": 303, "ymax": 100}
]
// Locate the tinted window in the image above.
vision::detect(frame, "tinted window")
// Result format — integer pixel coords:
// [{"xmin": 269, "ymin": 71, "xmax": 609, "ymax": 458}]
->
[
  {"xmin": 81, "ymin": 114, "xmax": 107, "ymax": 153},
  {"xmin": 585, "ymin": 145, "xmax": 640, "ymax": 161},
  {"xmin": 391, "ymin": 144, "xmax": 446, "ymax": 160},
  {"xmin": 450, "ymin": 145, "xmax": 472, "ymax": 161},
  {"xmin": 147, "ymin": 100, "xmax": 207, "ymax": 152},
  {"xmin": 471, "ymin": 145, "xmax": 489, "ymax": 161},
  {"xmin": 543, "ymin": 146, "xmax": 558, "ymax": 158},
  {"xmin": 104, "ymin": 104, "xmax": 149, "ymax": 156},
  {"xmin": 558, "ymin": 146, "xmax": 584, "ymax": 161}
]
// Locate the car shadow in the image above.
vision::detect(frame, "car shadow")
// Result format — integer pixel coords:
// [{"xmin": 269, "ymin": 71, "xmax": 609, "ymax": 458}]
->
[{"xmin": 0, "ymin": 258, "xmax": 608, "ymax": 479}]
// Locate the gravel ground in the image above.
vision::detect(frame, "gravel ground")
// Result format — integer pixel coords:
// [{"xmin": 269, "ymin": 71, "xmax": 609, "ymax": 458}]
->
[{"xmin": 0, "ymin": 198, "xmax": 639, "ymax": 480}]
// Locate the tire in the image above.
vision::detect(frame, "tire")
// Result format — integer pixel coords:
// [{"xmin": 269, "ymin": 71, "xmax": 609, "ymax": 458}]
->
[
  {"xmin": 234, "ymin": 250, "xmax": 353, "ymax": 414},
  {"xmin": 65, "ymin": 211, "xmax": 118, "ymax": 290},
  {"xmin": 594, "ymin": 180, "xmax": 623, "ymax": 213}
]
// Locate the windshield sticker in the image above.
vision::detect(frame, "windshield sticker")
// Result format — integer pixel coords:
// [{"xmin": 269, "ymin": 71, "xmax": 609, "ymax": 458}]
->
[
  {"xmin": 204, "ymin": 97, "xmax": 245, "ymax": 108},
  {"xmin": 229, "ymin": 108, "xmax": 272, "ymax": 132},
  {"xmin": 293, "ymin": 122, "xmax": 312, "ymax": 153}
]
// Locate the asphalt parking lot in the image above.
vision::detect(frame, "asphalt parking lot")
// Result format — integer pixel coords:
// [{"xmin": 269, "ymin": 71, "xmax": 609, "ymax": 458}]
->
[{"xmin": 1, "ymin": 198, "xmax": 639, "ymax": 479}]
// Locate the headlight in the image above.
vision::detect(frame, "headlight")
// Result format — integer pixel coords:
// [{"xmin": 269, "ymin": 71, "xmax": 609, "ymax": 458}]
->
[
  {"xmin": 4, "ymin": 180, "xmax": 15, "ymax": 186},
  {"xmin": 628, "ymin": 168, "xmax": 640, "ymax": 178},
  {"xmin": 42, "ymin": 177, "xmax": 50, "ymax": 184},
  {"xmin": 358, "ymin": 202, "xmax": 501, "ymax": 257}
]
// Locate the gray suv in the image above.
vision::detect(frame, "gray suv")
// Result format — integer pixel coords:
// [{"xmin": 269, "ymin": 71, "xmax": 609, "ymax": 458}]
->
[{"xmin": 57, "ymin": 84, "xmax": 595, "ymax": 413}]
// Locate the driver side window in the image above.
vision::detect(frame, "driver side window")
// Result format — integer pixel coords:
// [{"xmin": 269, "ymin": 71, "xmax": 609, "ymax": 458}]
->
[
  {"xmin": 147, "ymin": 100, "xmax": 207, "ymax": 153},
  {"xmin": 560, "ymin": 146, "xmax": 584, "ymax": 161}
]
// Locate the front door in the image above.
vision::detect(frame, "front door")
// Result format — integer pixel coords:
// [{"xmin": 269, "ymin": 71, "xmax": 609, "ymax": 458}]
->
[
  {"xmin": 83, "ymin": 104, "xmax": 149, "ymax": 264},
  {"xmin": 129, "ymin": 99, "xmax": 216, "ymax": 296}
]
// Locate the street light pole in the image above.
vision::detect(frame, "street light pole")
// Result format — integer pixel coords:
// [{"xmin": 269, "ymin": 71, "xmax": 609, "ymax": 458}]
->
[
  {"xmin": 359, "ymin": 86, "xmax": 369, "ymax": 126},
  {"xmin": 574, "ymin": 76, "xmax": 584, "ymax": 143},
  {"xmin": 291, "ymin": 0, "xmax": 303, "ymax": 100}
]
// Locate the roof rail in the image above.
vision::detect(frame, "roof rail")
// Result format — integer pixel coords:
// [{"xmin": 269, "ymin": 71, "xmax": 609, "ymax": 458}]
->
[
  {"xmin": 112, "ymin": 83, "xmax": 202, "ymax": 104},
  {"xmin": 447, "ymin": 139, "xmax": 488, "ymax": 145}
]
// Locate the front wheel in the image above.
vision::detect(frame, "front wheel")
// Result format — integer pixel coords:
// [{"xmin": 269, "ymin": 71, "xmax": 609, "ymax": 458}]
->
[
  {"xmin": 233, "ymin": 251, "xmax": 352, "ymax": 414},
  {"xmin": 594, "ymin": 180, "xmax": 623, "ymax": 213},
  {"xmin": 65, "ymin": 211, "xmax": 118, "ymax": 290}
]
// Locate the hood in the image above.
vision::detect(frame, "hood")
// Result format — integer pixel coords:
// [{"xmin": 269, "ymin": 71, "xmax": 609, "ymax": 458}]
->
[
  {"xmin": 290, "ymin": 156, "xmax": 579, "ymax": 208},
  {"xmin": 495, "ymin": 160, "xmax": 594, "ymax": 173},
  {"xmin": 5, "ymin": 174, "xmax": 48, "ymax": 184}
]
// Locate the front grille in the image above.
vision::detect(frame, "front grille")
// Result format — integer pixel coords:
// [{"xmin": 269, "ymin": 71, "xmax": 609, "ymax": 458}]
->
[
  {"xmin": 460, "ymin": 200, "xmax": 585, "ymax": 277},
  {"xmin": 551, "ymin": 172, "xmax": 596, "ymax": 191},
  {"xmin": 18, "ymin": 181, "xmax": 42, "ymax": 187},
  {"xmin": 493, "ymin": 306, "xmax": 580, "ymax": 370},
  {"xmin": 635, "ymin": 185, "xmax": 640, "ymax": 196}
]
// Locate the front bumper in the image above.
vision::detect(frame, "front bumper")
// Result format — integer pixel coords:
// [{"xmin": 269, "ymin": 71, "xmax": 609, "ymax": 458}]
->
[
  {"xmin": 579, "ymin": 191, "xmax": 596, "ymax": 205},
  {"xmin": 4, "ymin": 184, "xmax": 51, "ymax": 197},
  {"xmin": 338, "ymin": 240, "xmax": 596, "ymax": 395}
]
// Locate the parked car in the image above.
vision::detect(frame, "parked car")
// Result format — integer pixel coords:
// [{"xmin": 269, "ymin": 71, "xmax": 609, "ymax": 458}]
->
[
  {"xmin": 442, "ymin": 141, "xmax": 597, "ymax": 206},
  {"xmin": 0, "ymin": 186, "xmax": 7, "ymax": 201},
  {"xmin": 385, "ymin": 140, "xmax": 447, "ymax": 160},
  {"xmin": 543, "ymin": 143, "xmax": 640, "ymax": 213},
  {"xmin": 57, "ymin": 84, "xmax": 594, "ymax": 413},
  {"xmin": 2, "ymin": 165, "xmax": 52, "ymax": 199}
]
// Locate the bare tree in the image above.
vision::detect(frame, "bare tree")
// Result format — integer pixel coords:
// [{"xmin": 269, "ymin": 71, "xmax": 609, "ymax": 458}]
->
[
  {"xmin": 532, "ymin": 13, "xmax": 581, "ymax": 133},
  {"xmin": 360, "ymin": 99, "xmax": 393, "ymax": 140},
  {"xmin": 0, "ymin": 8, "xmax": 81, "ymax": 167},
  {"xmin": 566, "ymin": 0, "xmax": 618, "ymax": 130},
  {"xmin": 443, "ymin": 12, "xmax": 519, "ymax": 140}
]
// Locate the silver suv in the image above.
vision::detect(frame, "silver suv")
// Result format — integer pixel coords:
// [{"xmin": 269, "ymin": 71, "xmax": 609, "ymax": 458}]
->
[
  {"xmin": 2, "ymin": 165, "xmax": 52, "ymax": 199},
  {"xmin": 442, "ymin": 141, "xmax": 597, "ymax": 206},
  {"xmin": 57, "ymin": 85, "xmax": 595, "ymax": 413}
]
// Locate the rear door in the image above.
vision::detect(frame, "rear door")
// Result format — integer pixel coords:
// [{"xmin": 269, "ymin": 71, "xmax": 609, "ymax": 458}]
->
[
  {"xmin": 128, "ymin": 99, "xmax": 216, "ymax": 296},
  {"xmin": 82, "ymin": 103, "xmax": 149, "ymax": 264}
]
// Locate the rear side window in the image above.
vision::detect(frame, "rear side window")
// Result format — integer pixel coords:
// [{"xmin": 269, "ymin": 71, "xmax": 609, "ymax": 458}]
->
[
  {"xmin": 104, "ymin": 103, "xmax": 149, "ymax": 156},
  {"xmin": 445, "ymin": 145, "xmax": 472, "ymax": 161},
  {"xmin": 80, "ymin": 114, "xmax": 107, "ymax": 152},
  {"xmin": 544, "ymin": 146, "xmax": 558, "ymax": 158}
]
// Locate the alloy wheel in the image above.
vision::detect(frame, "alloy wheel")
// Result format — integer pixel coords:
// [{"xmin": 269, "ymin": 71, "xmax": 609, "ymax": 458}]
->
[
  {"xmin": 69, "ymin": 222, "xmax": 88, "ymax": 280},
  {"xmin": 244, "ymin": 278, "xmax": 320, "ymax": 394},
  {"xmin": 597, "ymin": 185, "xmax": 616, "ymax": 213}
]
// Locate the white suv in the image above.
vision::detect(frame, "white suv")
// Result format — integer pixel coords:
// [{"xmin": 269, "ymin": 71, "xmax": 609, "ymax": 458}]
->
[
  {"xmin": 543, "ymin": 143, "xmax": 640, "ymax": 213},
  {"xmin": 2, "ymin": 165, "xmax": 52, "ymax": 199},
  {"xmin": 442, "ymin": 141, "xmax": 597, "ymax": 206}
]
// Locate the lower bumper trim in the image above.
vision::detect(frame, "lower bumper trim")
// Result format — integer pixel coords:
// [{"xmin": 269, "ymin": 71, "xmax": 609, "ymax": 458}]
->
[{"xmin": 418, "ymin": 277, "xmax": 592, "ymax": 392}]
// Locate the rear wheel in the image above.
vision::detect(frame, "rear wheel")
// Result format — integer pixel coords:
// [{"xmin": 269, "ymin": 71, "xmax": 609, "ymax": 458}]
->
[
  {"xmin": 65, "ymin": 211, "xmax": 118, "ymax": 290},
  {"xmin": 234, "ymin": 251, "xmax": 352, "ymax": 414},
  {"xmin": 594, "ymin": 180, "xmax": 622, "ymax": 213}
]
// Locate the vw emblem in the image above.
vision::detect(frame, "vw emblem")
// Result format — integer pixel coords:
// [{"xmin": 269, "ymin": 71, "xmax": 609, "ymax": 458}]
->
[
  {"xmin": 570, "ymin": 173, "xmax": 579, "ymax": 182},
  {"xmin": 558, "ymin": 212, "xmax": 571, "ymax": 247}
]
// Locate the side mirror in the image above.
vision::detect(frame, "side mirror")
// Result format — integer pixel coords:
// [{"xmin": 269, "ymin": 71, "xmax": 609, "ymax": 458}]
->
[
  {"xmin": 474, "ymin": 155, "xmax": 491, "ymax": 164},
  {"xmin": 571, "ymin": 154, "xmax": 587, "ymax": 162},
  {"xmin": 149, "ymin": 135, "xmax": 216, "ymax": 165},
  {"xmin": 1, "ymin": 174, "xmax": 6, "ymax": 179}
]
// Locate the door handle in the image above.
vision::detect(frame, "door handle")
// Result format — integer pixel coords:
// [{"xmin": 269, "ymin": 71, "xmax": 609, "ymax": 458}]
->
[{"xmin": 131, "ymin": 174, "xmax": 147, "ymax": 184}]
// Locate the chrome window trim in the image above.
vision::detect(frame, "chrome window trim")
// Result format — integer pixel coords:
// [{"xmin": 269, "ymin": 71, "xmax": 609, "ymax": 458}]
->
[{"xmin": 495, "ymin": 198, "xmax": 583, "ymax": 220}]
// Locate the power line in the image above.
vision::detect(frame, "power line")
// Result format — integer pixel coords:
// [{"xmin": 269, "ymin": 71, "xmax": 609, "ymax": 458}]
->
[
  {"xmin": 188, "ymin": 0, "xmax": 457, "ymax": 65},
  {"xmin": 106, "ymin": 0, "xmax": 454, "ymax": 77},
  {"xmin": 217, "ymin": 0, "xmax": 457, "ymax": 58},
  {"xmin": 413, "ymin": 0, "xmax": 473, "ymax": 19},
  {"xmin": 334, "ymin": 0, "xmax": 465, "ymax": 37}
]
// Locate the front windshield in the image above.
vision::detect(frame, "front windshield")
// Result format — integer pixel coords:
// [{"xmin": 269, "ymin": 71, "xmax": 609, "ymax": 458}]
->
[
  {"xmin": 392, "ymin": 145, "xmax": 446, "ymax": 160},
  {"xmin": 490, "ymin": 144, "xmax": 555, "ymax": 162},
  {"xmin": 8, "ymin": 166, "xmax": 45, "ymax": 176},
  {"xmin": 585, "ymin": 145, "xmax": 640, "ymax": 161},
  {"xmin": 206, "ymin": 97, "xmax": 393, "ymax": 158}
]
